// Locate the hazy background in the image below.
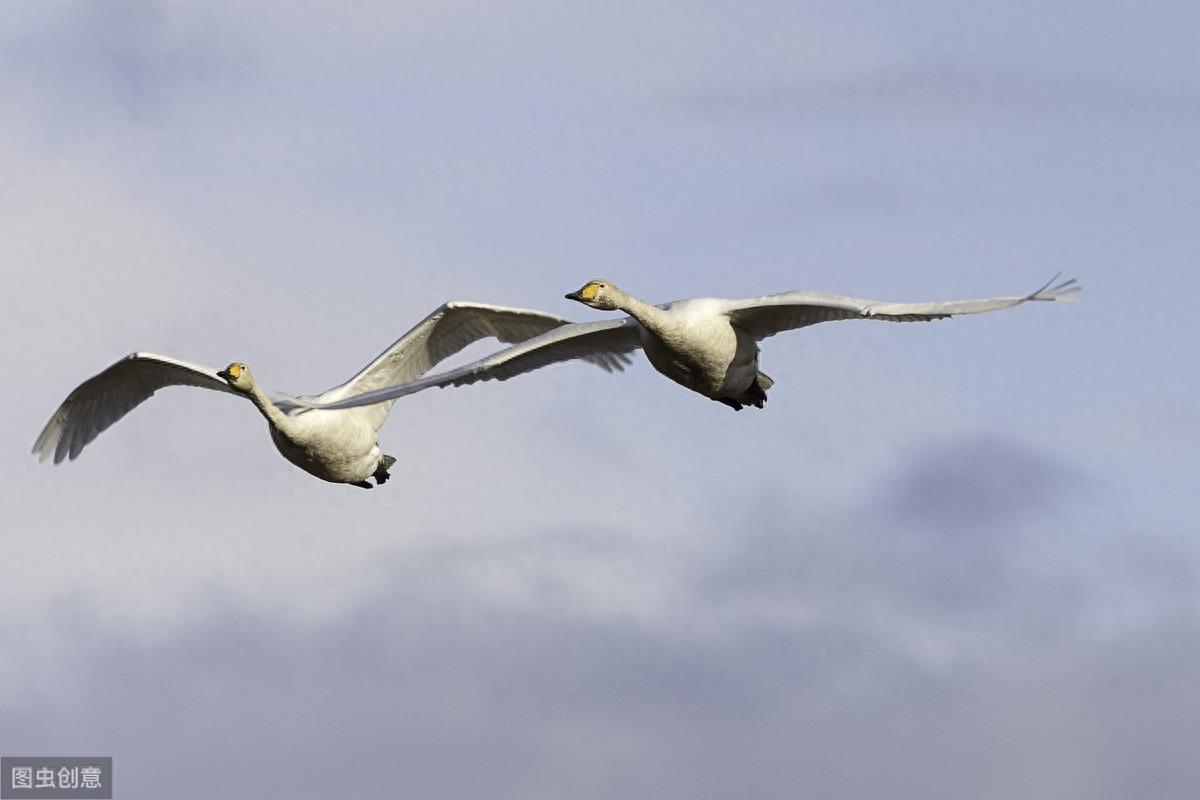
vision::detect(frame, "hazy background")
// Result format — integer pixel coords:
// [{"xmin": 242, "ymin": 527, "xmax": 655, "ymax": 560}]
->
[{"xmin": 2, "ymin": 2, "xmax": 1197, "ymax": 797}]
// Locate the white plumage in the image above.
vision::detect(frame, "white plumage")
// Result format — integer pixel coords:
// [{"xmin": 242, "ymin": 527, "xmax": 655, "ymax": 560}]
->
[{"xmin": 33, "ymin": 302, "xmax": 627, "ymax": 487}]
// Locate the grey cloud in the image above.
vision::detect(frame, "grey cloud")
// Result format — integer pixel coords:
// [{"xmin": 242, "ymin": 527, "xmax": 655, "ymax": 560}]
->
[
  {"xmin": 672, "ymin": 63, "xmax": 1200, "ymax": 126},
  {"xmin": 881, "ymin": 434, "xmax": 1083, "ymax": 531},
  {"xmin": 702, "ymin": 436, "xmax": 1092, "ymax": 655},
  {"xmin": 4, "ymin": 0, "xmax": 247, "ymax": 123},
  {"xmin": 4, "ymin": 564, "xmax": 1199, "ymax": 799},
  {"xmin": 7, "ymin": 435, "xmax": 1188, "ymax": 799}
]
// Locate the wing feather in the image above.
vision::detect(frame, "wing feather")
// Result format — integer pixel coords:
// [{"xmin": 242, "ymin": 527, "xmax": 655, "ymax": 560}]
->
[
  {"xmin": 724, "ymin": 275, "xmax": 1081, "ymax": 341},
  {"xmin": 317, "ymin": 302, "xmax": 608, "ymax": 403},
  {"xmin": 33, "ymin": 353, "xmax": 239, "ymax": 464},
  {"xmin": 293, "ymin": 317, "xmax": 642, "ymax": 411}
]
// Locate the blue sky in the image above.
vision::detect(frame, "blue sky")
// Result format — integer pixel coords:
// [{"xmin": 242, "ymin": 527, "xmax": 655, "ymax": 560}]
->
[{"xmin": 2, "ymin": 2, "xmax": 1198, "ymax": 797}]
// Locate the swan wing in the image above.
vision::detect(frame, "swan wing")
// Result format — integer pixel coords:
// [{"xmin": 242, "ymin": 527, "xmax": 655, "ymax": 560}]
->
[
  {"xmin": 293, "ymin": 317, "xmax": 641, "ymax": 411},
  {"xmin": 723, "ymin": 275, "xmax": 1080, "ymax": 341},
  {"xmin": 33, "ymin": 352, "xmax": 240, "ymax": 464},
  {"xmin": 317, "ymin": 302, "xmax": 604, "ymax": 403}
]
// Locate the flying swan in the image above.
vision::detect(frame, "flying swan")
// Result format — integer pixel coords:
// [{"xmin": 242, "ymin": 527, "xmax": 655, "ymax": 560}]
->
[
  {"xmin": 291, "ymin": 275, "xmax": 1081, "ymax": 413},
  {"xmin": 32, "ymin": 303, "xmax": 629, "ymax": 487}
]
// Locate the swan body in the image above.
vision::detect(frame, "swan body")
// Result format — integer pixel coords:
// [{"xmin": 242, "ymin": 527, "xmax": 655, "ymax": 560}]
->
[
  {"xmin": 265, "ymin": 411, "xmax": 376, "ymax": 481},
  {"xmin": 294, "ymin": 275, "xmax": 1080, "ymax": 413},
  {"xmin": 34, "ymin": 302, "xmax": 623, "ymax": 487},
  {"xmin": 630, "ymin": 297, "xmax": 764, "ymax": 405},
  {"xmin": 215, "ymin": 361, "xmax": 390, "ymax": 486}
]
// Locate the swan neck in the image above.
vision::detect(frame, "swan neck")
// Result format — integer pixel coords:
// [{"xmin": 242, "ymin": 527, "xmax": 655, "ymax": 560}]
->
[
  {"xmin": 247, "ymin": 384, "xmax": 291, "ymax": 430},
  {"xmin": 616, "ymin": 292, "xmax": 664, "ymax": 329}
]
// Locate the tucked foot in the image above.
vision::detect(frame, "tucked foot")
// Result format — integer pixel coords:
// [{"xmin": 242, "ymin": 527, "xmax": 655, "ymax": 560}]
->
[
  {"xmin": 743, "ymin": 373, "xmax": 771, "ymax": 409},
  {"xmin": 351, "ymin": 480, "xmax": 374, "ymax": 490},
  {"xmin": 372, "ymin": 454, "xmax": 397, "ymax": 486},
  {"xmin": 717, "ymin": 397, "xmax": 744, "ymax": 411}
]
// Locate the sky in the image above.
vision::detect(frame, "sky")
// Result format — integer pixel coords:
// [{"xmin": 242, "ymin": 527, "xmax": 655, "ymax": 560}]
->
[{"xmin": 1, "ymin": 1, "xmax": 1198, "ymax": 797}]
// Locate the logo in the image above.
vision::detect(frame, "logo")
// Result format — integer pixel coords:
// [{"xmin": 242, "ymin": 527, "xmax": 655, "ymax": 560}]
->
[{"xmin": 1, "ymin": 758, "xmax": 111, "ymax": 800}]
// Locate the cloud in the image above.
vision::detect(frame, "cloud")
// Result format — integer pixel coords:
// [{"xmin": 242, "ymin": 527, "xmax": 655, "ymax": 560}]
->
[
  {"xmin": 881, "ymin": 434, "xmax": 1083, "ymax": 529},
  {"xmin": 4, "ymin": 544, "xmax": 1198, "ymax": 799},
  {"xmin": 8, "ymin": 434, "xmax": 1192, "ymax": 799},
  {"xmin": 3, "ymin": 0, "xmax": 248, "ymax": 124},
  {"xmin": 671, "ymin": 63, "xmax": 1200, "ymax": 127}
]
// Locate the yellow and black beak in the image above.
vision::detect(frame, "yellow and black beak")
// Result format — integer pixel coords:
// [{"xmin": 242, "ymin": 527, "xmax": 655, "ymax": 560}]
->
[{"xmin": 566, "ymin": 283, "xmax": 599, "ymax": 303}]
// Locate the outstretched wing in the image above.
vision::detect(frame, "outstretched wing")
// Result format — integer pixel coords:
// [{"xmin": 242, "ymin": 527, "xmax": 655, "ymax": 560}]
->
[
  {"xmin": 316, "ymin": 302, "xmax": 610, "ymax": 404},
  {"xmin": 724, "ymin": 275, "xmax": 1081, "ymax": 341},
  {"xmin": 33, "ymin": 353, "xmax": 239, "ymax": 464},
  {"xmin": 293, "ymin": 317, "xmax": 642, "ymax": 411}
]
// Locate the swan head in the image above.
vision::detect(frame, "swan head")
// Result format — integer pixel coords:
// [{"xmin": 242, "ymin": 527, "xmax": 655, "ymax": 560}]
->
[
  {"xmin": 216, "ymin": 362, "xmax": 255, "ymax": 391},
  {"xmin": 565, "ymin": 279, "xmax": 621, "ymax": 311}
]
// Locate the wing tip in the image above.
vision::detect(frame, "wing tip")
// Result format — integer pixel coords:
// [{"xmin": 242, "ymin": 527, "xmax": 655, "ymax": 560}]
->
[
  {"xmin": 31, "ymin": 422, "xmax": 59, "ymax": 463},
  {"xmin": 1029, "ymin": 275, "xmax": 1083, "ymax": 303}
]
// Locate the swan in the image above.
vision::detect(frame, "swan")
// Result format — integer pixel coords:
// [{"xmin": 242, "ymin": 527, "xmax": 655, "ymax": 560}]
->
[
  {"xmin": 290, "ymin": 275, "xmax": 1080, "ymax": 413},
  {"xmin": 32, "ymin": 302, "xmax": 629, "ymax": 487}
]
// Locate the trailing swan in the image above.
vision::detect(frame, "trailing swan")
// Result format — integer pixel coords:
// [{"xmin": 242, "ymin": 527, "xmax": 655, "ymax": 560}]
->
[
  {"xmin": 33, "ymin": 302, "xmax": 628, "ymax": 487},
  {"xmin": 292, "ymin": 276, "xmax": 1080, "ymax": 412}
]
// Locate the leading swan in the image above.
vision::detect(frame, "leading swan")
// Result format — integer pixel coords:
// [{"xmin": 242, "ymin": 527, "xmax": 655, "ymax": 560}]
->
[
  {"xmin": 33, "ymin": 302, "xmax": 628, "ymax": 488},
  {"xmin": 294, "ymin": 275, "xmax": 1080, "ymax": 413}
]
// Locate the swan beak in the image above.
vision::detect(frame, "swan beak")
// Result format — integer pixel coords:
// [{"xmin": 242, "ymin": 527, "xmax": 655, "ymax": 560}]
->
[
  {"xmin": 564, "ymin": 291, "xmax": 585, "ymax": 302},
  {"xmin": 216, "ymin": 368, "xmax": 230, "ymax": 380}
]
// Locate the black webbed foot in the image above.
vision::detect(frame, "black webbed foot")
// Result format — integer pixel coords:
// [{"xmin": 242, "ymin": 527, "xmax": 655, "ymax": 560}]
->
[
  {"xmin": 745, "ymin": 376, "xmax": 769, "ymax": 409},
  {"xmin": 717, "ymin": 398, "xmax": 743, "ymax": 411},
  {"xmin": 351, "ymin": 480, "xmax": 373, "ymax": 490},
  {"xmin": 372, "ymin": 454, "xmax": 396, "ymax": 486}
]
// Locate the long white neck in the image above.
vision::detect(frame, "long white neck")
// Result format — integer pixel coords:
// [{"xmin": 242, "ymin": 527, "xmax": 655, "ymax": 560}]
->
[
  {"xmin": 613, "ymin": 290, "xmax": 668, "ymax": 333},
  {"xmin": 246, "ymin": 383, "xmax": 293, "ymax": 431}
]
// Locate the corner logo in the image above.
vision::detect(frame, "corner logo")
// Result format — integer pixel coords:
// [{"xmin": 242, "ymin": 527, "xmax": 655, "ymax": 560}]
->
[{"xmin": 2, "ymin": 758, "xmax": 111, "ymax": 800}]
